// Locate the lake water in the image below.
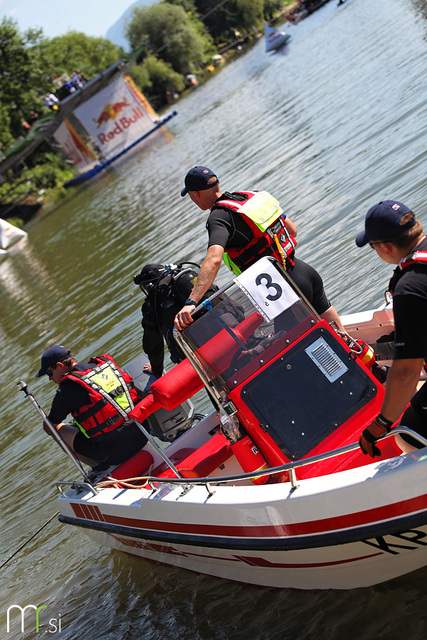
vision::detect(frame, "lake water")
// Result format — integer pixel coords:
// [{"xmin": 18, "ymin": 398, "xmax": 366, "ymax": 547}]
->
[{"xmin": 1, "ymin": 0, "xmax": 427, "ymax": 637}]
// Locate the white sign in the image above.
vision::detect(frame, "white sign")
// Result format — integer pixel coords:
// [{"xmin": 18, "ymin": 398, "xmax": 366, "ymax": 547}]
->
[
  {"xmin": 234, "ymin": 258, "xmax": 299, "ymax": 321},
  {"xmin": 73, "ymin": 76, "xmax": 156, "ymax": 160}
]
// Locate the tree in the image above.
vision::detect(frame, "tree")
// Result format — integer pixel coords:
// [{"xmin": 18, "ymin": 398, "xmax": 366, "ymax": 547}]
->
[
  {"xmin": 0, "ymin": 18, "xmax": 51, "ymax": 146},
  {"xmin": 193, "ymin": 0, "xmax": 266, "ymax": 42},
  {"xmin": 126, "ymin": 3, "xmax": 210, "ymax": 76},
  {"xmin": 264, "ymin": 0, "xmax": 285, "ymax": 20},
  {"xmin": 42, "ymin": 32, "xmax": 124, "ymax": 80},
  {"xmin": 132, "ymin": 55, "xmax": 186, "ymax": 110}
]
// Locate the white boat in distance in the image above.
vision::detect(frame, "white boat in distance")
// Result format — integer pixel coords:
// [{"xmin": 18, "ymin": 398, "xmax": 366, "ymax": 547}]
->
[
  {"xmin": 28, "ymin": 257, "xmax": 427, "ymax": 591},
  {"xmin": 0, "ymin": 218, "xmax": 27, "ymax": 257},
  {"xmin": 265, "ymin": 21, "xmax": 291, "ymax": 52}
]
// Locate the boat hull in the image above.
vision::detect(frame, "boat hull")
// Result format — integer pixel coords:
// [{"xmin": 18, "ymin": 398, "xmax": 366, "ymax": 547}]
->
[{"xmin": 58, "ymin": 448, "xmax": 427, "ymax": 590}]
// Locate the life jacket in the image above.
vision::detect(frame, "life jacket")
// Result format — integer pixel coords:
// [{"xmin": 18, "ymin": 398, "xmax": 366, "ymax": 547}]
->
[
  {"xmin": 212, "ymin": 191, "xmax": 297, "ymax": 275},
  {"xmin": 62, "ymin": 354, "xmax": 138, "ymax": 438},
  {"xmin": 387, "ymin": 244, "xmax": 427, "ymax": 295}
]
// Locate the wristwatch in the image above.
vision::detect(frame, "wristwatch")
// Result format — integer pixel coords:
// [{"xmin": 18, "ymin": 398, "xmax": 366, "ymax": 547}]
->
[{"xmin": 185, "ymin": 298, "xmax": 197, "ymax": 306}]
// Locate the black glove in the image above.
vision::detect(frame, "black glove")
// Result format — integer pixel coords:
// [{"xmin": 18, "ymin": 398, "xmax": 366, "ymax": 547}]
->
[{"xmin": 359, "ymin": 414, "xmax": 392, "ymax": 458}]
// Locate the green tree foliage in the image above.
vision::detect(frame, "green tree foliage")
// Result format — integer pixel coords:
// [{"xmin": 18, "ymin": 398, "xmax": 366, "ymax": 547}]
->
[
  {"xmin": 264, "ymin": 0, "xmax": 286, "ymax": 20},
  {"xmin": 126, "ymin": 2, "xmax": 210, "ymax": 76},
  {"xmin": 132, "ymin": 54, "xmax": 186, "ymax": 110},
  {"xmin": 42, "ymin": 31, "xmax": 125, "ymax": 80},
  {"xmin": 0, "ymin": 18, "xmax": 51, "ymax": 146},
  {"xmin": 193, "ymin": 0, "xmax": 271, "ymax": 42}
]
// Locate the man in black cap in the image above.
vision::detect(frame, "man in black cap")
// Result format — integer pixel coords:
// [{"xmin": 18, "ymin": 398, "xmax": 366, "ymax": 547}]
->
[
  {"xmin": 36, "ymin": 345, "xmax": 147, "ymax": 469},
  {"xmin": 175, "ymin": 165, "xmax": 343, "ymax": 332},
  {"xmin": 355, "ymin": 200, "xmax": 427, "ymax": 457}
]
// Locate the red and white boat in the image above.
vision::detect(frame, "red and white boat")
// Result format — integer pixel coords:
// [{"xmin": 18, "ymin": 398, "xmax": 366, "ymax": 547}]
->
[
  {"xmin": 52, "ymin": 257, "xmax": 427, "ymax": 590},
  {"xmin": 265, "ymin": 21, "xmax": 291, "ymax": 52}
]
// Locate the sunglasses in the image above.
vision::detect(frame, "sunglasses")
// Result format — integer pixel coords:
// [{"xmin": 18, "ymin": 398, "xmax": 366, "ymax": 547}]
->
[
  {"xmin": 369, "ymin": 241, "xmax": 383, "ymax": 249},
  {"xmin": 46, "ymin": 365, "xmax": 57, "ymax": 377}
]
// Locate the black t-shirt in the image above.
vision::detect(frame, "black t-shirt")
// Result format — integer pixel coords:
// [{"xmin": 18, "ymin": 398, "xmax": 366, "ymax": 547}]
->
[
  {"xmin": 392, "ymin": 237, "xmax": 427, "ymax": 360},
  {"xmin": 48, "ymin": 363, "xmax": 93, "ymax": 423}
]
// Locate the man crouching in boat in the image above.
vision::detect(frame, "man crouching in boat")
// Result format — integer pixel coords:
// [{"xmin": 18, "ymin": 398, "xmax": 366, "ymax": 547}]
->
[
  {"xmin": 355, "ymin": 201, "xmax": 427, "ymax": 457},
  {"xmin": 35, "ymin": 345, "xmax": 147, "ymax": 470},
  {"xmin": 174, "ymin": 165, "xmax": 343, "ymax": 331}
]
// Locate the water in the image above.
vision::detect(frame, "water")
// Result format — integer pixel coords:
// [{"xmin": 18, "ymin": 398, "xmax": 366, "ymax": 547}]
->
[{"xmin": 1, "ymin": 0, "xmax": 427, "ymax": 637}]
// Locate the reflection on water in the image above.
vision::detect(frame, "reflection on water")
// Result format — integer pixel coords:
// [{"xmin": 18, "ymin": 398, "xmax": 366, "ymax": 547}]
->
[{"xmin": 1, "ymin": 0, "xmax": 427, "ymax": 638}]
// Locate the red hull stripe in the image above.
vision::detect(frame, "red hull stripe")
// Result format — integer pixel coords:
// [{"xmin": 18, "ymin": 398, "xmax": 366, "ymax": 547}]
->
[
  {"xmin": 70, "ymin": 493, "xmax": 427, "ymax": 538},
  {"xmin": 111, "ymin": 533, "xmax": 382, "ymax": 568}
]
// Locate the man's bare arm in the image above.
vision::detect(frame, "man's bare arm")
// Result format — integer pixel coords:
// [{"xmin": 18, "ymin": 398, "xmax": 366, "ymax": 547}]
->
[{"xmin": 174, "ymin": 244, "xmax": 224, "ymax": 329}]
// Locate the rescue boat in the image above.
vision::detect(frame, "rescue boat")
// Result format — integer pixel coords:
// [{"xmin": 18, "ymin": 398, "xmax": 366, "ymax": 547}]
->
[{"xmin": 54, "ymin": 257, "xmax": 427, "ymax": 590}]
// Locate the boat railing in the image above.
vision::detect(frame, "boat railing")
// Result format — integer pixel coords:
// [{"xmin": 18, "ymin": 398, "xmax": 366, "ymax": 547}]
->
[
  {"xmin": 142, "ymin": 426, "xmax": 427, "ymax": 492},
  {"xmin": 56, "ymin": 426, "xmax": 427, "ymax": 497}
]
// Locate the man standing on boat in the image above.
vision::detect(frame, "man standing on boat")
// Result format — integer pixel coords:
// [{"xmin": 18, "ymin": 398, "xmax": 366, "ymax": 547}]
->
[
  {"xmin": 355, "ymin": 200, "xmax": 427, "ymax": 457},
  {"xmin": 35, "ymin": 345, "xmax": 147, "ymax": 470},
  {"xmin": 134, "ymin": 262, "xmax": 218, "ymax": 377},
  {"xmin": 174, "ymin": 165, "xmax": 343, "ymax": 331}
]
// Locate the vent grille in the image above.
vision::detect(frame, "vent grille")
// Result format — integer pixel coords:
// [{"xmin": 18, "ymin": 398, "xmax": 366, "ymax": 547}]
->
[{"xmin": 305, "ymin": 337, "xmax": 348, "ymax": 382}]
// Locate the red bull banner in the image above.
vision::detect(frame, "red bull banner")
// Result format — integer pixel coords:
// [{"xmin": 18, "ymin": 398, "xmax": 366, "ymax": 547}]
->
[
  {"xmin": 73, "ymin": 76, "xmax": 157, "ymax": 160},
  {"xmin": 53, "ymin": 118, "xmax": 97, "ymax": 173}
]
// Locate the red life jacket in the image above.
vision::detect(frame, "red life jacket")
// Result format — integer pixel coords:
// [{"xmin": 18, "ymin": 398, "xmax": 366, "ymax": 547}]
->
[
  {"xmin": 213, "ymin": 191, "xmax": 297, "ymax": 274},
  {"xmin": 388, "ymin": 248, "xmax": 427, "ymax": 295},
  {"xmin": 63, "ymin": 354, "xmax": 138, "ymax": 438}
]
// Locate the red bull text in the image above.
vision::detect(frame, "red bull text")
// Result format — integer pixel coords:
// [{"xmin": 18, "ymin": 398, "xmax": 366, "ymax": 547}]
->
[{"xmin": 96, "ymin": 105, "xmax": 146, "ymax": 146}]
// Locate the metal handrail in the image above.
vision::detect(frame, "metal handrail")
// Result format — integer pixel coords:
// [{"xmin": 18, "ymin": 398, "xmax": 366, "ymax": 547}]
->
[
  {"xmin": 59, "ymin": 426, "xmax": 427, "ymax": 498},
  {"xmin": 144, "ymin": 426, "xmax": 426, "ymax": 491}
]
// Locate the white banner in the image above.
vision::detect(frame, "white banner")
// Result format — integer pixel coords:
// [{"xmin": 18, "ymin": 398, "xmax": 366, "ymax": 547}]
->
[
  {"xmin": 73, "ymin": 76, "xmax": 157, "ymax": 160},
  {"xmin": 53, "ymin": 119, "xmax": 97, "ymax": 173}
]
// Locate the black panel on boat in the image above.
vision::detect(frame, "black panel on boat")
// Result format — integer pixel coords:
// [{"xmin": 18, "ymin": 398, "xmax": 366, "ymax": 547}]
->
[{"xmin": 241, "ymin": 326, "xmax": 377, "ymax": 460}]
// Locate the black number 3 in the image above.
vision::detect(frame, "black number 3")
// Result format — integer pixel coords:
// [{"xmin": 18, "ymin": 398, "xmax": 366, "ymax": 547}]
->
[{"xmin": 255, "ymin": 273, "xmax": 282, "ymax": 301}]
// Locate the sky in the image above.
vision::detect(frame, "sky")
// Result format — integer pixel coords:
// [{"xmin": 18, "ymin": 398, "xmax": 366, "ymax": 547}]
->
[{"xmin": 0, "ymin": 0, "xmax": 130, "ymax": 39}]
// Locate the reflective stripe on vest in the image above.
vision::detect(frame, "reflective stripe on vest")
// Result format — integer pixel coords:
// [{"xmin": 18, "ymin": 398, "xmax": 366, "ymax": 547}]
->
[
  {"xmin": 64, "ymin": 355, "xmax": 138, "ymax": 438},
  {"xmin": 215, "ymin": 191, "xmax": 296, "ymax": 275}
]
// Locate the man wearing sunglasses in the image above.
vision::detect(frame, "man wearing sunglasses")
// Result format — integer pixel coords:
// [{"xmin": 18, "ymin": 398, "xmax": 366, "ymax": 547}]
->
[
  {"xmin": 355, "ymin": 200, "xmax": 427, "ymax": 457},
  {"xmin": 35, "ymin": 345, "xmax": 147, "ymax": 470}
]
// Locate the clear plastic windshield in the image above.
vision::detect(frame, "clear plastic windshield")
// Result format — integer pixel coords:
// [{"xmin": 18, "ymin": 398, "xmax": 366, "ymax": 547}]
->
[{"xmin": 180, "ymin": 258, "xmax": 319, "ymax": 395}]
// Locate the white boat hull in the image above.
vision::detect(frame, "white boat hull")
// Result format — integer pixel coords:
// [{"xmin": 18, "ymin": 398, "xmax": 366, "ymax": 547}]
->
[{"xmin": 59, "ymin": 447, "xmax": 427, "ymax": 590}]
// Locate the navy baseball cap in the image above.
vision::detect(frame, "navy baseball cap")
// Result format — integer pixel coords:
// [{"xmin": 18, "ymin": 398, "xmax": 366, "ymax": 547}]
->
[
  {"xmin": 181, "ymin": 166, "xmax": 218, "ymax": 197},
  {"xmin": 36, "ymin": 345, "xmax": 71, "ymax": 377},
  {"xmin": 355, "ymin": 200, "xmax": 414, "ymax": 247}
]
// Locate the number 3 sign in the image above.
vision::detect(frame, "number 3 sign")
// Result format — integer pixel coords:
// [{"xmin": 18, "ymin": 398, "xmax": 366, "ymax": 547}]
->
[{"xmin": 234, "ymin": 257, "xmax": 299, "ymax": 321}]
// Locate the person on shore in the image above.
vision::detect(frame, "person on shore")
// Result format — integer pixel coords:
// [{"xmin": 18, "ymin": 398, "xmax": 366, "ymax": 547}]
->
[
  {"xmin": 36, "ymin": 345, "xmax": 147, "ymax": 469},
  {"xmin": 174, "ymin": 166, "xmax": 343, "ymax": 332},
  {"xmin": 134, "ymin": 263, "xmax": 218, "ymax": 378},
  {"xmin": 355, "ymin": 200, "xmax": 427, "ymax": 457}
]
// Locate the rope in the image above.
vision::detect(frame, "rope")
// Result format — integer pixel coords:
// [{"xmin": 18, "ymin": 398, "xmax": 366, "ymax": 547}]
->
[{"xmin": 0, "ymin": 511, "xmax": 59, "ymax": 570}]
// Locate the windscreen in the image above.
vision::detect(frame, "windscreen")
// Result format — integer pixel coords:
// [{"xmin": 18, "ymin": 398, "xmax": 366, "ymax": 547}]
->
[{"xmin": 181, "ymin": 259, "xmax": 318, "ymax": 393}]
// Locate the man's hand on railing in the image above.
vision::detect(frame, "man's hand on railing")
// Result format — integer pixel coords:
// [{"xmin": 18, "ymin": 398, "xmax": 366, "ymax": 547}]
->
[{"xmin": 359, "ymin": 414, "xmax": 393, "ymax": 458}]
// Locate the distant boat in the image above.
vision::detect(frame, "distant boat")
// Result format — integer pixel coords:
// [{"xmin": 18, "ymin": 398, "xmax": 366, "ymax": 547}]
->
[
  {"xmin": 265, "ymin": 21, "xmax": 291, "ymax": 52},
  {"xmin": 0, "ymin": 218, "xmax": 27, "ymax": 255}
]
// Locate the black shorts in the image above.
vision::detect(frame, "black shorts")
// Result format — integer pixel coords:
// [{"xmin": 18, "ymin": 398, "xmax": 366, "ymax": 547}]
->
[
  {"xmin": 73, "ymin": 420, "xmax": 148, "ymax": 466},
  {"xmin": 399, "ymin": 381, "xmax": 427, "ymax": 448},
  {"xmin": 286, "ymin": 257, "xmax": 331, "ymax": 316}
]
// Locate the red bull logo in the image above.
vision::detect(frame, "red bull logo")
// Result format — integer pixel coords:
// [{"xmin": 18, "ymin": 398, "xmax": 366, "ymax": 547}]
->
[
  {"xmin": 97, "ymin": 105, "xmax": 146, "ymax": 146},
  {"xmin": 93, "ymin": 98, "xmax": 131, "ymax": 128}
]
